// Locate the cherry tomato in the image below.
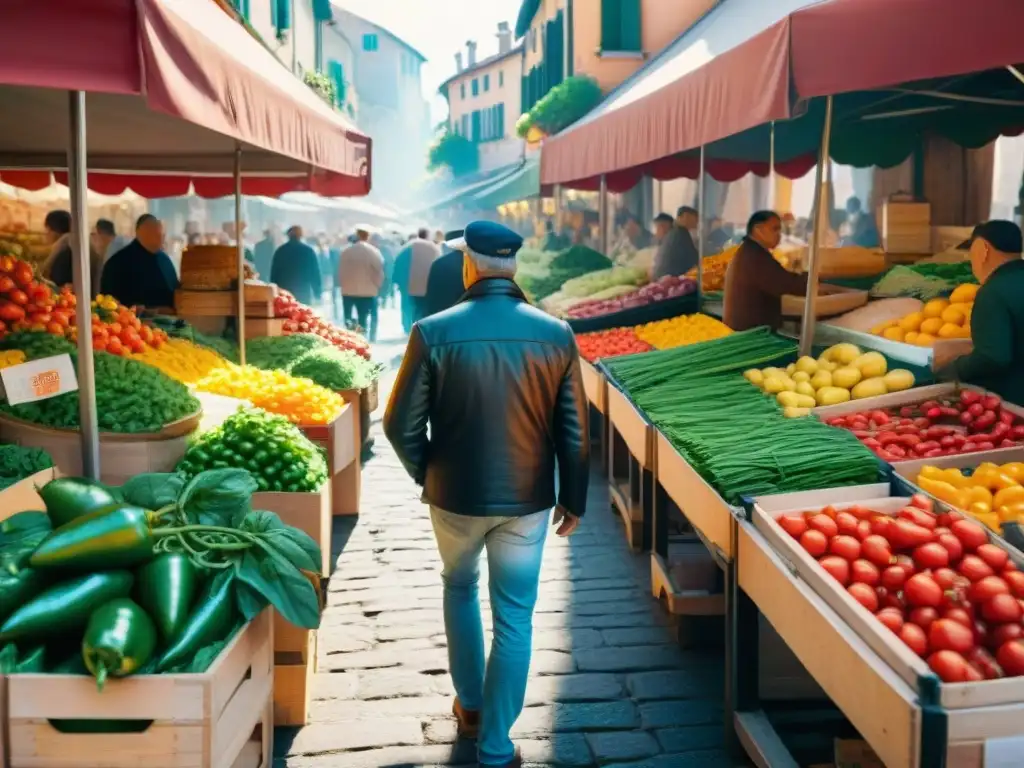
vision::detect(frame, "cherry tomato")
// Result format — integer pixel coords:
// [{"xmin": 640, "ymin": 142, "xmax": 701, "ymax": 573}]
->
[
  {"xmin": 834, "ymin": 511, "xmax": 859, "ymax": 536},
  {"xmin": 968, "ymin": 576, "xmax": 1009, "ymax": 603},
  {"xmin": 861, "ymin": 536, "xmax": 894, "ymax": 568},
  {"xmin": 966, "ymin": 647, "xmax": 1004, "ymax": 679},
  {"xmin": 981, "ymin": 593, "xmax": 1023, "ymax": 624},
  {"xmin": 928, "ymin": 650, "xmax": 972, "ymax": 682},
  {"xmin": 1003, "ymin": 570, "xmax": 1024, "ymax": 598},
  {"xmin": 951, "ymin": 519, "xmax": 989, "ymax": 552},
  {"xmin": 959, "ymin": 555, "xmax": 995, "ymax": 582},
  {"xmin": 848, "ymin": 582, "xmax": 878, "ymax": 612},
  {"xmin": 996, "ymin": 640, "xmax": 1024, "ymax": 676},
  {"xmin": 807, "ymin": 514, "xmax": 838, "ymax": 538},
  {"xmin": 799, "ymin": 529, "xmax": 828, "ymax": 557},
  {"xmin": 894, "ymin": 555, "xmax": 917, "ymax": 577},
  {"xmin": 909, "ymin": 606, "xmax": 939, "ymax": 631},
  {"xmin": 890, "ymin": 519, "xmax": 935, "ymax": 549},
  {"xmin": 976, "ymin": 544, "xmax": 1010, "ymax": 572},
  {"xmin": 881, "ymin": 565, "xmax": 907, "ymax": 591},
  {"xmin": 988, "ymin": 623, "xmax": 1024, "ymax": 649},
  {"xmin": 855, "ymin": 520, "xmax": 873, "ymax": 541},
  {"xmin": 876, "ymin": 608, "xmax": 904, "ymax": 633},
  {"xmin": 905, "ymin": 573, "xmax": 943, "ymax": 608},
  {"xmin": 899, "ymin": 506, "xmax": 937, "ymax": 530},
  {"xmin": 914, "ymin": 542, "xmax": 950, "ymax": 570},
  {"xmin": 829, "ymin": 535, "xmax": 861, "ymax": 562},
  {"xmin": 942, "ymin": 607, "xmax": 973, "ymax": 628},
  {"xmin": 935, "ymin": 533, "xmax": 964, "ymax": 564},
  {"xmin": 928, "ymin": 618, "xmax": 975, "ymax": 654},
  {"xmin": 932, "ymin": 568, "xmax": 958, "ymax": 591},
  {"xmin": 818, "ymin": 555, "xmax": 850, "ymax": 586},
  {"xmin": 910, "ymin": 494, "xmax": 934, "ymax": 513},
  {"xmin": 899, "ymin": 623, "xmax": 929, "ymax": 657},
  {"xmin": 871, "ymin": 516, "xmax": 894, "ymax": 538},
  {"xmin": 850, "ymin": 559, "xmax": 880, "ymax": 586}
]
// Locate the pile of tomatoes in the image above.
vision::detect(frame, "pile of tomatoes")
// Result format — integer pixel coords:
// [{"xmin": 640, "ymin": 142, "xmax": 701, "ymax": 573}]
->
[
  {"xmin": 0, "ymin": 256, "xmax": 73, "ymax": 337},
  {"xmin": 777, "ymin": 495, "xmax": 1024, "ymax": 683},
  {"xmin": 83, "ymin": 294, "xmax": 168, "ymax": 356},
  {"xmin": 274, "ymin": 291, "xmax": 371, "ymax": 360},
  {"xmin": 576, "ymin": 327, "xmax": 653, "ymax": 363}
]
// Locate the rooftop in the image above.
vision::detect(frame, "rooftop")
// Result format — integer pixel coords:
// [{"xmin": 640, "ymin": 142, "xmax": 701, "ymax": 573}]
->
[
  {"xmin": 437, "ymin": 44, "xmax": 524, "ymax": 97},
  {"xmin": 330, "ymin": 2, "xmax": 428, "ymax": 61}
]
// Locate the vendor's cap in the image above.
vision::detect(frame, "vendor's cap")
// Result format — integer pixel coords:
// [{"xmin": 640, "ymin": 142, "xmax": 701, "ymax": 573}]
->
[
  {"xmin": 445, "ymin": 221, "xmax": 522, "ymax": 258},
  {"xmin": 960, "ymin": 220, "xmax": 1023, "ymax": 254}
]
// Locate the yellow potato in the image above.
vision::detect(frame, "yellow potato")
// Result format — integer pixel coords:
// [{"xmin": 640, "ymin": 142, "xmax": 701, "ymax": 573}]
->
[
  {"xmin": 825, "ymin": 343, "xmax": 862, "ymax": 365},
  {"xmin": 743, "ymin": 369, "xmax": 765, "ymax": 387},
  {"xmin": 810, "ymin": 370, "xmax": 833, "ymax": 390},
  {"xmin": 852, "ymin": 351, "xmax": 887, "ymax": 379},
  {"xmin": 783, "ymin": 406, "xmax": 812, "ymax": 418},
  {"xmin": 832, "ymin": 366, "xmax": 862, "ymax": 389},
  {"xmin": 922, "ymin": 298, "xmax": 950, "ymax": 318},
  {"xmin": 794, "ymin": 356, "xmax": 819, "ymax": 375},
  {"xmin": 883, "ymin": 369, "xmax": 915, "ymax": 392},
  {"xmin": 786, "ymin": 363, "xmax": 797, "ymax": 376},
  {"xmin": 777, "ymin": 391, "xmax": 800, "ymax": 408},
  {"xmin": 898, "ymin": 311, "xmax": 923, "ymax": 332},
  {"xmin": 794, "ymin": 393, "xmax": 817, "ymax": 409},
  {"xmin": 763, "ymin": 377, "xmax": 787, "ymax": 394},
  {"xmin": 816, "ymin": 386, "xmax": 852, "ymax": 406},
  {"xmin": 851, "ymin": 377, "xmax": 888, "ymax": 400},
  {"xmin": 792, "ymin": 371, "xmax": 811, "ymax": 383},
  {"xmin": 795, "ymin": 381, "xmax": 817, "ymax": 398}
]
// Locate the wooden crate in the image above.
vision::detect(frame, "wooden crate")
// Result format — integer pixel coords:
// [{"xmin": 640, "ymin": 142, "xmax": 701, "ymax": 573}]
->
[
  {"xmin": 180, "ymin": 245, "xmax": 239, "ymax": 290},
  {"xmin": 242, "ymin": 318, "xmax": 285, "ymax": 340},
  {"xmin": 0, "ymin": 467, "xmax": 58, "ymax": 520},
  {"xmin": 580, "ymin": 359, "xmax": 607, "ymax": 414},
  {"xmin": 174, "ymin": 290, "xmax": 275, "ymax": 319},
  {"xmin": 4, "ymin": 610, "xmax": 273, "ymax": 768},
  {"xmin": 299, "ymin": 403, "xmax": 358, "ymax": 517},
  {"xmin": 273, "ymin": 631, "xmax": 317, "ymax": 727},
  {"xmin": 881, "ymin": 201, "xmax": 931, "ymax": 254},
  {"xmin": 253, "ymin": 482, "xmax": 332, "ymax": 577}
]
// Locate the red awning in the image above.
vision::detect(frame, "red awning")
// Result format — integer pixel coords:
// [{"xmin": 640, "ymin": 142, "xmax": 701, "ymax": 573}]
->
[
  {"xmin": 0, "ymin": 0, "xmax": 371, "ymax": 197},
  {"xmin": 540, "ymin": 0, "xmax": 1024, "ymax": 190}
]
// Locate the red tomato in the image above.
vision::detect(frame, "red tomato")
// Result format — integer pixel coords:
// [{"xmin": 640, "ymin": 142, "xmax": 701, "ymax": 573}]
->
[
  {"xmin": 910, "ymin": 607, "xmax": 940, "ymax": 631},
  {"xmin": 106, "ymin": 336, "xmax": 124, "ymax": 355},
  {"xmin": 799, "ymin": 529, "xmax": 828, "ymax": 557},
  {"xmin": 906, "ymin": 574, "xmax": 943, "ymax": 608},
  {"xmin": 964, "ymin": 663, "xmax": 985, "ymax": 682},
  {"xmin": 928, "ymin": 650, "xmax": 972, "ymax": 682},
  {"xmin": 871, "ymin": 516, "xmax": 894, "ymax": 538},
  {"xmin": 899, "ymin": 623, "xmax": 929, "ymax": 657},
  {"xmin": 932, "ymin": 568, "xmax": 959, "ymax": 591},
  {"xmin": 976, "ymin": 544, "xmax": 1010, "ymax": 572},
  {"xmin": 981, "ymin": 594, "xmax": 1023, "ymax": 624},
  {"xmin": 943, "ymin": 607, "xmax": 973, "ymax": 628},
  {"xmin": 996, "ymin": 640, "xmax": 1024, "ymax": 676},
  {"xmin": 966, "ymin": 647, "xmax": 1004, "ymax": 679},
  {"xmin": 890, "ymin": 519, "xmax": 935, "ymax": 549},
  {"xmin": 914, "ymin": 542, "xmax": 950, "ymax": 570},
  {"xmin": 855, "ymin": 520, "xmax": 873, "ymax": 541},
  {"xmin": 850, "ymin": 559, "xmax": 880, "ymax": 586},
  {"xmin": 834, "ymin": 511, "xmax": 859, "ymax": 536},
  {"xmin": 861, "ymin": 536, "xmax": 895, "ymax": 568},
  {"xmin": 818, "ymin": 555, "xmax": 851, "ymax": 586},
  {"xmin": 876, "ymin": 608, "xmax": 905, "ymax": 633},
  {"xmin": 989, "ymin": 623, "xmax": 1024, "ymax": 649},
  {"xmin": 898, "ymin": 506, "xmax": 937, "ymax": 530},
  {"xmin": 928, "ymin": 618, "xmax": 975, "ymax": 654},
  {"xmin": 967, "ymin": 576, "xmax": 1009, "ymax": 603},
  {"xmin": 848, "ymin": 582, "xmax": 878, "ymax": 612},
  {"xmin": 1003, "ymin": 570, "xmax": 1024, "ymax": 598},
  {"xmin": 829, "ymin": 535, "xmax": 861, "ymax": 562},
  {"xmin": 8, "ymin": 289, "xmax": 28, "ymax": 306},
  {"xmin": 959, "ymin": 555, "xmax": 995, "ymax": 582},
  {"xmin": 935, "ymin": 533, "xmax": 964, "ymax": 564},
  {"xmin": 894, "ymin": 554, "xmax": 917, "ymax": 577},
  {"xmin": 951, "ymin": 519, "xmax": 989, "ymax": 552},
  {"xmin": 881, "ymin": 565, "xmax": 908, "ymax": 591},
  {"xmin": 13, "ymin": 262, "xmax": 33, "ymax": 287},
  {"xmin": 807, "ymin": 514, "xmax": 839, "ymax": 538},
  {"xmin": 910, "ymin": 494, "xmax": 934, "ymax": 513}
]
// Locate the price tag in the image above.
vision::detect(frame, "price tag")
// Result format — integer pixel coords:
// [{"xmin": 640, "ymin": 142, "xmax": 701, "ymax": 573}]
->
[
  {"xmin": 985, "ymin": 736, "xmax": 1024, "ymax": 767},
  {"xmin": 0, "ymin": 354, "xmax": 79, "ymax": 405}
]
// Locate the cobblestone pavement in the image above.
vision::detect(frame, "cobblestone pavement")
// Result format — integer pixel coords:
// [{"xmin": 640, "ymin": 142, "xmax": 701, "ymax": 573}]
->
[{"xmin": 274, "ymin": 368, "xmax": 739, "ymax": 768}]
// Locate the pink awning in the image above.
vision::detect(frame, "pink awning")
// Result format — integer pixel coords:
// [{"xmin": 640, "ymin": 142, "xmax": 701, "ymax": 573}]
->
[
  {"xmin": 540, "ymin": 0, "xmax": 1024, "ymax": 190},
  {"xmin": 0, "ymin": 0, "xmax": 371, "ymax": 197}
]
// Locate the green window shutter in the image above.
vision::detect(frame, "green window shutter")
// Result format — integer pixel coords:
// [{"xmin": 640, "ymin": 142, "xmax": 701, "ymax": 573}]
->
[
  {"xmin": 621, "ymin": 0, "xmax": 642, "ymax": 52},
  {"xmin": 234, "ymin": 0, "xmax": 250, "ymax": 21},
  {"xmin": 327, "ymin": 60, "xmax": 346, "ymax": 104},
  {"xmin": 311, "ymin": 0, "xmax": 332, "ymax": 22},
  {"xmin": 498, "ymin": 103, "xmax": 505, "ymax": 138},
  {"xmin": 274, "ymin": 0, "xmax": 290, "ymax": 32},
  {"xmin": 600, "ymin": 0, "xmax": 621, "ymax": 50},
  {"xmin": 471, "ymin": 110, "xmax": 481, "ymax": 141}
]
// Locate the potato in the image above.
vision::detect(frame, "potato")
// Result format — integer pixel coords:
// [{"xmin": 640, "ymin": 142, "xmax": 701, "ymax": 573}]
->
[
  {"xmin": 825, "ymin": 343, "xmax": 861, "ymax": 365},
  {"xmin": 783, "ymin": 406, "xmax": 812, "ymax": 418},
  {"xmin": 883, "ymin": 369, "xmax": 915, "ymax": 392},
  {"xmin": 810, "ymin": 370, "xmax": 833, "ymax": 390},
  {"xmin": 786, "ymin": 363, "xmax": 797, "ymax": 376},
  {"xmin": 792, "ymin": 371, "xmax": 811, "ymax": 383},
  {"xmin": 794, "ymin": 356, "xmax": 819, "ymax": 375},
  {"xmin": 851, "ymin": 377, "xmax": 889, "ymax": 400},
  {"xmin": 744, "ymin": 369, "xmax": 765, "ymax": 387},
  {"xmin": 816, "ymin": 386, "xmax": 851, "ymax": 406},
  {"xmin": 795, "ymin": 381, "xmax": 817, "ymax": 398},
  {"xmin": 852, "ymin": 351, "xmax": 887, "ymax": 379},
  {"xmin": 831, "ymin": 366, "xmax": 862, "ymax": 390},
  {"xmin": 794, "ymin": 393, "xmax": 817, "ymax": 409},
  {"xmin": 762, "ymin": 367, "xmax": 784, "ymax": 378},
  {"xmin": 763, "ymin": 376, "xmax": 787, "ymax": 394},
  {"xmin": 777, "ymin": 391, "xmax": 801, "ymax": 408}
]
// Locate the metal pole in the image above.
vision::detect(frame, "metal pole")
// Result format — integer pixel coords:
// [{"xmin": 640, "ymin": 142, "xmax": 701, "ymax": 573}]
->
[
  {"xmin": 697, "ymin": 146, "xmax": 705, "ymax": 307},
  {"xmin": 553, "ymin": 184, "xmax": 562, "ymax": 234},
  {"xmin": 798, "ymin": 96, "xmax": 835, "ymax": 357},
  {"xmin": 768, "ymin": 121, "xmax": 776, "ymax": 210},
  {"xmin": 235, "ymin": 144, "xmax": 247, "ymax": 366},
  {"xmin": 598, "ymin": 175, "xmax": 608, "ymax": 255},
  {"xmin": 68, "ymin": 91, "xmax": 100, "ymax": 479}
]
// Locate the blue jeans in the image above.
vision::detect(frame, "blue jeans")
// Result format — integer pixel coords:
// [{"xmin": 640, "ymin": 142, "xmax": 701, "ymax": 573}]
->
[{"xmin": 430, "ymin": 506, "xmax": 549, "ymax": 765}]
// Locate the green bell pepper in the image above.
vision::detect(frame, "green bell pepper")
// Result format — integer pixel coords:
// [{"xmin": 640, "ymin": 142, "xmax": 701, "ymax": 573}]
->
[
  {"xmin": 37, "ymin": 477, "xmax": 119, "ymax": 529},
  {"xmin": 30, "ymin": 505, "xmax": 155, "ymax": 571},
  {"xmin": 156, "ymin": 571, "xmax": 236, "ymax": 672},
  {"xmin": 82, "ymin": 598, "xmax": 157, "ymax": 690},
  {"xmin": 0, "ymin": 571, "xmax": 134, "ymax": 643},
  {"xmin": 135, "ymin": 553, "xmax": 199, "ymax": 644}
]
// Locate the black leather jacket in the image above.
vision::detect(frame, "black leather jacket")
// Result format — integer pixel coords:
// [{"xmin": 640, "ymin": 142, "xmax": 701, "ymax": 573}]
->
[{"xmin": 383, "ymin": 278, "xmax": 590, "ymax": 518}]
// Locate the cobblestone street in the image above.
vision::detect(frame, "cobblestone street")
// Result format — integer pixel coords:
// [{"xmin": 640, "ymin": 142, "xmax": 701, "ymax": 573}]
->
[{"xmin": 275, "ymin": 366, "xmax": 737, "ymax": 768}]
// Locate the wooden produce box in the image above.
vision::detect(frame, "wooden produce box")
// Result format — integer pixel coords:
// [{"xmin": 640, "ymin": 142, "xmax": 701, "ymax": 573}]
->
[
  {"xmin": 242, "ymin": 317, "xmax": 285, "ymax": 340},
  {"xmin": 748, "ymin": 484, "xmax": 1024, "ymax": 767},
  {"xmin": 781, "ymin": 286, "xmax": 868, "ymax": 318},
  {"xmin": 606, "ymin": 385, "xmax": 652, "ymax": 470},
  {"xmin": 4, "ymin": 610, "xmax": 273, "ymax": 768},
  {"xmin": 174, "ymin": 289, "xmax": 275, "ymax": 319},
  {"xmin": 814, "ymin": 382, "xmax": 1024, "ymax": 428},
  {"xmin": 0, "ymin": 467, "xmax": 57, "ymax": 519},
  {"xmin": 180, "ymin": 244, "xmax": 239, "ymax": 290},
  {"xmin": 273, "ymin": 629, "xmax": 317, "ymax": 726},
  {"xmin": 580, "ymin": 359, "xmax": 607, "ymax": 414},
  {"xmin": 299, "ymin": 403, "xmax": 358, "ymax": 517},
  {"xmin": 253, "ymin": 482, "xmax": 332, "ymax": 577},
  {"xmin": 881, "ymin": 201, "xmax": 932, "ymax": 254}
]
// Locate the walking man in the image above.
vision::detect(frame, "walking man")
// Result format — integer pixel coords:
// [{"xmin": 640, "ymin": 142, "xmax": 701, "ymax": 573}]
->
[
  {"xmin": 338, "ymin": 227, "xmax": 385, "ymax": 341},
  {"xmin": 384, "ymin": 221, "xmax": 590, "ymax": 768}
]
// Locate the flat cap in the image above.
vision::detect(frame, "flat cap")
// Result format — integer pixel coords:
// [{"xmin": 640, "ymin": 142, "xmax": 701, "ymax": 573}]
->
[{"xmin": 446, "ymin": 220, "xmax": 523, "ymax": 258}]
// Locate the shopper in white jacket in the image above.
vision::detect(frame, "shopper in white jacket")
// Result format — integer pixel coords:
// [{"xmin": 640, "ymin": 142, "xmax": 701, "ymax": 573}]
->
[{"xmin": 338, "ymin": 227, "xmax": 385, "ymax": 341}]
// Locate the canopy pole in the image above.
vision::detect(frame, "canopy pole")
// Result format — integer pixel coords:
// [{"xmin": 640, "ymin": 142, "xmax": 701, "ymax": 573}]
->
[
  {"xmin": 235, "ymin": 144, "xmax": 246, "ymax": 366},
  {"xmin": 68, "ymin": 91, "xmax": 100, "ymax": 480},
  {"xmin": 798, "ymin": 96, "xmax": 835, "ymax": 357},
  {"xmin": 696, "ymin": 146, "xmax": 705, "ymax": 308},
  {"xmin": 768, "ymin": 121, "xmax": 776, "ymax": 209},
  {"xmin": 553, "ymin": 184, "xmax": 562, "ymax": 234},
  {"xmin": 598, "ymin": 175, "xmax": 608, "ymax": 256}
]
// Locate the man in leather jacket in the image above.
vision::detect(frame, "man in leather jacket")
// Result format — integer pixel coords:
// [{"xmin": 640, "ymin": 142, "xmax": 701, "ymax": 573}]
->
[{"xmin": 383, "ymin": 220, "xmax": 589, "ymax": 768}]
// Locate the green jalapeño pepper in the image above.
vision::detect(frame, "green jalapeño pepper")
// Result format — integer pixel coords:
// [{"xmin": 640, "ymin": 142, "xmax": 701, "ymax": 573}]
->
[
  {"xmin": 0, "ymin": 567, "xmax": 49, "ymax": 624},
  {"xmin": 156, "ymin": 571, "xmax": 236, "ymax": 672},
  {"xmin": 82, "ymin": 598, "xmax": 157, "ymax": 690},
  {"xmin": 37, "ymin": 477, "xmax": 119, "ymax": 529},
  {"xmin": 0, "ymin": 571, "xmax": 134, "ymax": 643},
  {"xmin": 135, "ymin": 553, "xmax": 199, "ymax": 644},
  {"xmin": 30, "ymin": 505, "xmax": 155, "ymax": 571}
]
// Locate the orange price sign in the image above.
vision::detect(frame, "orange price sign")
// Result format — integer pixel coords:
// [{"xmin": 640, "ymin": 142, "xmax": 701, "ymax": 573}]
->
[
  {"xmin": 0, "ymin": 354, "xmax": 78, "ymax": 406},
  {"xmin": 31, "ymin": 370, "xmax": 61, "ymax": 398}
]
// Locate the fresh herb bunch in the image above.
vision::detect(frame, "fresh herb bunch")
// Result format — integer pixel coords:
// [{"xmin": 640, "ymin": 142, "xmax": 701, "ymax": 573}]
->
[
  {"xmin": 0, "ymin": 331, "xmax": 76, "ymax": 361},
  {"xmin": 0, "ymin": 445, "xmax": 53, "ymax": 490},
  {"xmin": 0, "ymin": 352, "xmax": 200, "ymax": 433},
  {"xmin": 289, "ymin": 346, "xmax": 381, "ymax": 391},
  {"xmin": 177, "ymin": 407, "xmax": 328, "ymax": 493},
  {"xmin": 245, "ymin": 334, "xmax": 329, "ymax": 372}
]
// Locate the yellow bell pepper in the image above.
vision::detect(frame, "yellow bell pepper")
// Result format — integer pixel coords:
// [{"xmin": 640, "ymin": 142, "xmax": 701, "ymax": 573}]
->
[
  {"xmin": 991, "ymin": 473, "xmax": 1020, "ymax": 492},
  {"xmin": 965, "ymin": 485, "xmax": 994, "ymax": 507},
  {"xmin": 969, "ymin": 501, "xmax": 993, "ymax": 518},
  {"xmin": 1000, "ymin": 462, "xmax": 1024, "ymax": 482},
  {"xmin": 974, "ymin": 511, "xmax": 1002, "ymax": 532},
  {"xmin": 941, "ymin": 468, "xmax": 970, "ymax": 488},
  {"xmin": 919, "ymin": 465, "xmax": 946, "ymax": 481},
  {"xmin": 993, "ymin": 485, "xmax": 1024, "ymax": 509},
  {"xmin": 918, "ymin": 477, "xmax": 969, "ymax": 509},
  {"xmin": 997, "ymin": 501, "xmax": 1024, "ymax": 523}
]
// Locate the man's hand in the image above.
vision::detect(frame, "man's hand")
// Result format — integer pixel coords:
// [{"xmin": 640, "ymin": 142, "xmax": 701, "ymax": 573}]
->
[
  {"xmin": 932, "ymin": 339, "xmax": 973, "ymax": 372},
  {"xmin": 553, "ymin": 506, "xmax": 580, "ymax": 537}
]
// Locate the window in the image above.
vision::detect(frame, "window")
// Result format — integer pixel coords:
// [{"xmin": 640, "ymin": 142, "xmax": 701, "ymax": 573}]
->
[
  {"xmin": 461, "ymin": 114, "xmax": 470, "ymax": 137},
  {"xmin": 499, "ymin": 71, "xmax": 504, "ymax": 87},
  {"xmin": 483, "ymin": 74, "xmax": 490, "ymax": 92},
  {"xmin": 460, "ymin": 82, "xmax": 466, "ymax": 99},
  {"xmin": 362, "ymin": 33, "xmax": 379, "ymax": 52},
  {"xmin": 327, "ymin": 59, "xmax": 346, "ymax": 104},
  {"xmin": 234, "ymin": 0, "xmax": 250, "ymax": 20},
  {"xmin": 471, "ymin": 78, "xmax": 479, "ymax": 97},
  {"xmin": 471, "ymin": 110, "xmax": 482, "ymax": 142},
  {"xmin": 600, "ymin": 0, "xmax": 642, "ymax": 52}
]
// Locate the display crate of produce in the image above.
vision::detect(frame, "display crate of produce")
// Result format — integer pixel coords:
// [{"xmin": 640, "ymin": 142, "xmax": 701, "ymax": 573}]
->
[
  {"xmin": 273, "ymin": 628, "xmax": 317, "ymax": 727},
  {"xmin": 744, "ymin": 483, "xmax": 1024, "ymax": 768},
  {"xmin": 816, "ymin": 320, "xmax": 934, "ymax": 368},
  {"xmin": 781, "ymin": 286, "xmax": 868, "ymax": 319},
  {"xmin": 580, "ymin": 359, "xmax": 606, "ymax": 414},
  {"xmin": 299, "ymin": 402, "xmax": 358, "ymax": 517},
  {"xmin": 0, "ymin": 466, "xmax": 58, "ymax": 512},
  {"xmin": 243, "ymin": 318, "xmax": 285, "ymax": 339},
  {"xmin": 179, "ymin": 244, "xmax": 239, "ymax": 290},
  {"xmin": 606, "ymin": 383, "xmax": 653, "ymax": 551},
  {"xmin": 4, "ymin": 609, "xmax": 273, "ymax": 768},
  {"xmin": 174, "ymin": 289, "xmax": 276, "ymax": 319},
  {"xmin": 881, "ymin": 201, "xmax": 932, "ymax": 254},
  {"xmin": 253, "ymin": 481, "xmax": 332, "ymax": 577}
]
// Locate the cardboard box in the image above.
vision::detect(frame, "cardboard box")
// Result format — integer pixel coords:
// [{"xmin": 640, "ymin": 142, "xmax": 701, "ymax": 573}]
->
[{"xmin": 0, "ymin": 467, "xmax": 57, "ymax": 520}]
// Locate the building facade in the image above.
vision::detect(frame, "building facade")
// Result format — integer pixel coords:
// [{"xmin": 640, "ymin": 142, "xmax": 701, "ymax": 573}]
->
[
  {"xmin": 241, "ymin": 0, "xmax": 321, "ymax": 77},
  {"xmin": 439, "ymin": 23, "xmax": 525, "ymax": 173},
  {"xmin": 516, "ymin": 0, "xmax": 718, "ymax": 112}
]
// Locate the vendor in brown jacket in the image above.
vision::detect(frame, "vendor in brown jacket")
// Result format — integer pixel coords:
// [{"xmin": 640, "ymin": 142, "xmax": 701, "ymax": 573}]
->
[{"xmin": 723, "ymin": 210, "xmax": 809, "ymax": 331}]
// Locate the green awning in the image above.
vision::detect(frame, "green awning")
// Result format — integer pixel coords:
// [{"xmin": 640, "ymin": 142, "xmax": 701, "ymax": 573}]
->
[{"xmin": 471, "ymin": 158, "xmax": 540, "ymax": 208}]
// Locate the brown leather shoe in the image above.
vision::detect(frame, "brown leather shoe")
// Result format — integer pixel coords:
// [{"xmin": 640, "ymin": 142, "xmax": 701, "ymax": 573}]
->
[
  {"xmin": 480, "ymin": 747, "xmax": 521, "ymax": 768},
  {"xmin": 452, "ymin": 698, "xmax": 480, "ymax": 739}
]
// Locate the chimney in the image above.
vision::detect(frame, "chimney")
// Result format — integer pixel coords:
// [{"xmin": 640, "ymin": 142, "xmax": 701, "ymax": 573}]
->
[
  {"xmin": 454, "ymin": 51, "xmax": 463, "ymax": 73},
  {"xmin": 497, "ymin": 21, "xmax": 512, "ymax": 54},
  {"xmin": 466, "ymin": 40, "xmax": 477, "ymax": 67}
]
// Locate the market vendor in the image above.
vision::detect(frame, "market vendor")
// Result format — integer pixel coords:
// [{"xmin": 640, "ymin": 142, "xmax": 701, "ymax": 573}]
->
[
  {"xmin": 651, "ymin": 206, "xmax": 699, "ymax": 280},
  {"xmin": 99, "ymin": 214, "xmax": 179, "ymax": 310},
  {"xmin": 723, "ymin": 210, "xmax": 810, "ymax": 331},
  {"xmin": 933, "ymin": 220, "xmax": 1024, "ymax": 404}
]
